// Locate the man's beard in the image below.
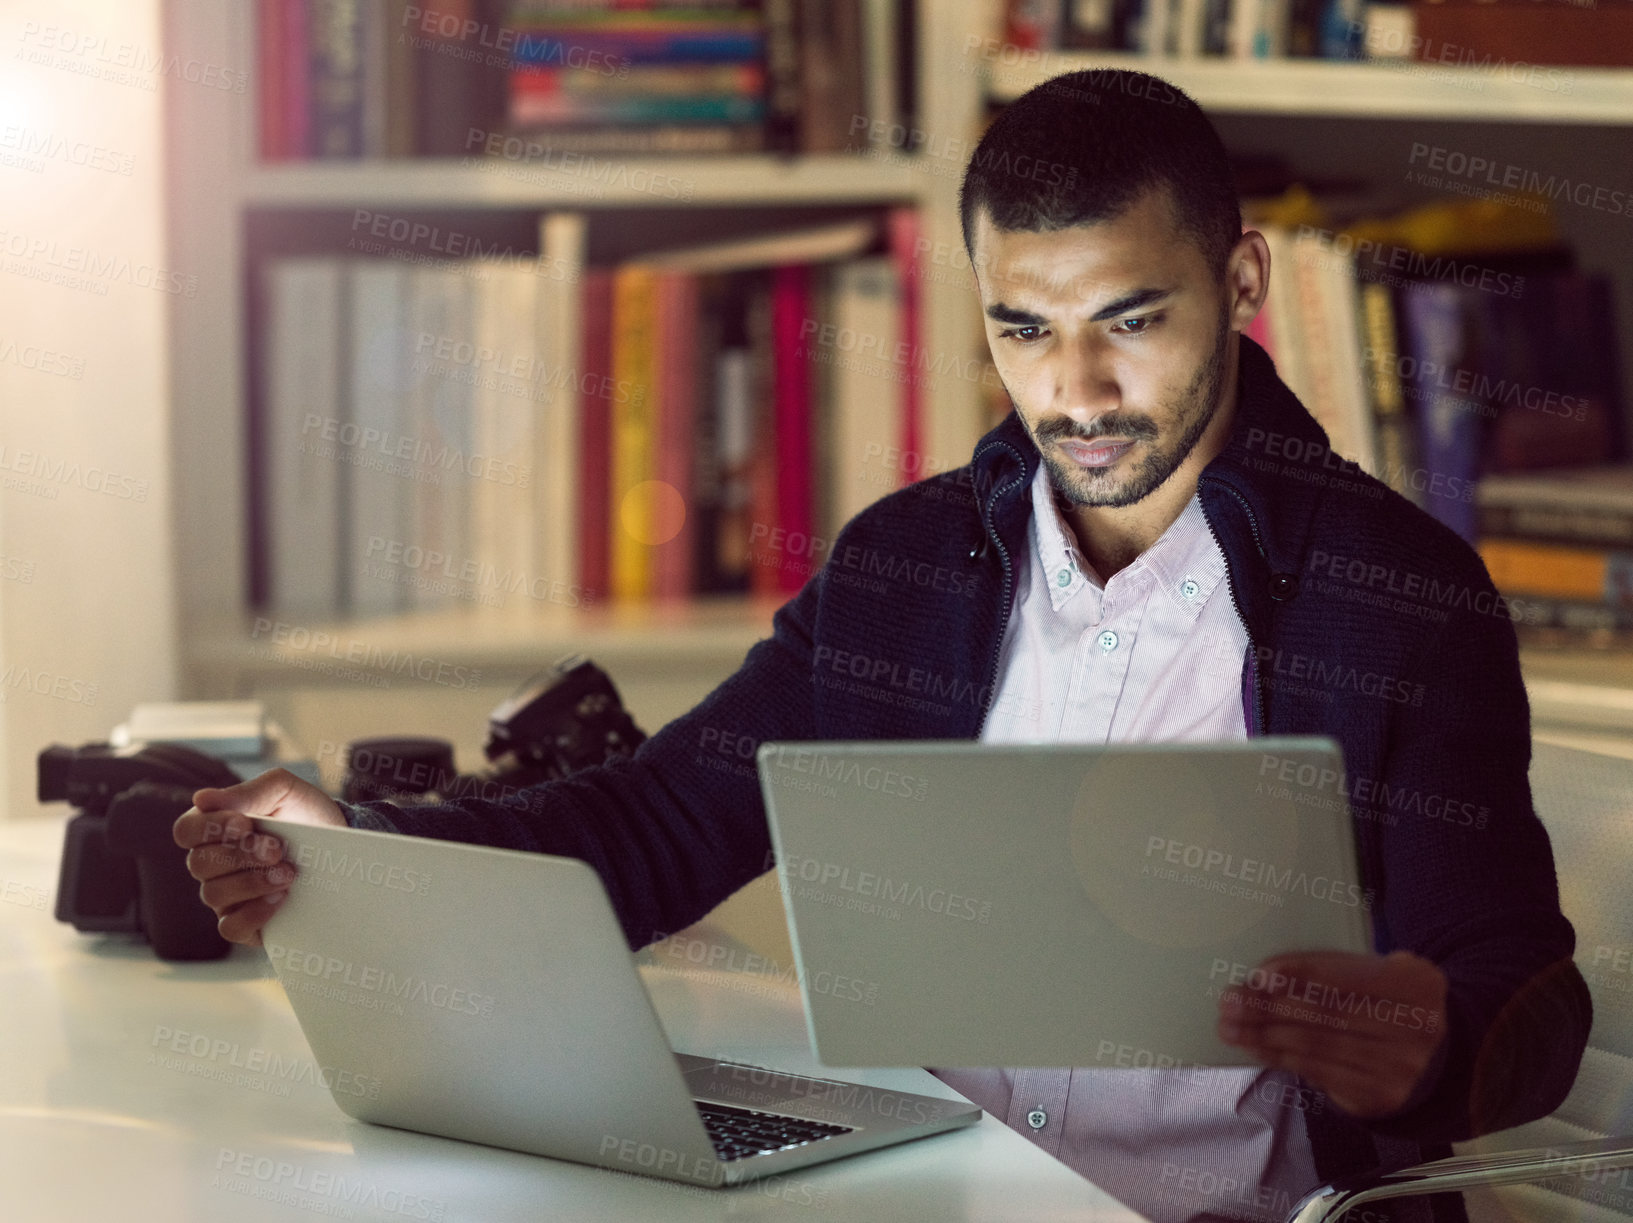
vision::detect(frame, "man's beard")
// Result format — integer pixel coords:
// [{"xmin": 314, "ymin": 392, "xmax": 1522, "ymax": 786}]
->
[{"xmin": 1029, "ymin": 323, "xmax": 1230, "ymax": 510}]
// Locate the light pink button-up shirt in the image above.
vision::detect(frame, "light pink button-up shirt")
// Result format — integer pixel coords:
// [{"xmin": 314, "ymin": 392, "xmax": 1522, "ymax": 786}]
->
[{"xmin": 929, "ymin": 466, "xmax": 1324, "ymax": 1223}]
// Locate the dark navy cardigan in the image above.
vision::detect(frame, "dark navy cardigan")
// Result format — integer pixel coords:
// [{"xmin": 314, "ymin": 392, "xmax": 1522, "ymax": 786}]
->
[{"xmin": 348, "ymin": 338, "xmax": 1590, "ymax": 1214}]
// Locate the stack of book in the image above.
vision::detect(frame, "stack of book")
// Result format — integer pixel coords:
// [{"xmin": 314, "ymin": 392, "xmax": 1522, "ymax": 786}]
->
[
  {"xmin": 1241, "ymin": 193, "xmax": 1624, "ymax": 544},
  {"xmin": 1477, "ymin": 468, "xmax": 1633, "ymax": 642},
  {"xmin": 253, "ymin": 212, "xmax": 925, "ymax": 617},
  {"xmin": 998, "ymin": 0, "xmax": 1633, "ymax": 62},
  {"xmin": 256, "ymin": 0, "xmax": 915, "ymax": 160}
]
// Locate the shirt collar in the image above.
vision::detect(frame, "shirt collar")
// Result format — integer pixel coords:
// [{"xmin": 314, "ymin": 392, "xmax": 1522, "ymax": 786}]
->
[{"xmin": 1028, "ymin": 466, "xmax": 1228, "ymax": 622}]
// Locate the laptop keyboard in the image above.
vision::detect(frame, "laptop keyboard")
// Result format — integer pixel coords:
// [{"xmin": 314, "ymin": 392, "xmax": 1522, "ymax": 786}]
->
[{"xmin": 695, "ymin": 1100, "xmax": 854, "ymax": 1162}]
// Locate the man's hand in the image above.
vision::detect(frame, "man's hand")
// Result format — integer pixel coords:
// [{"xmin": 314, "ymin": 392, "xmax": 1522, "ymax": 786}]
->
[
  {"xmin": 172, "ymin": 767, "xmax": 346, "ymax": 947},
  {"xmin": 1218, "ymin": 949, "xmax": 1449, "ymax": 1119}
]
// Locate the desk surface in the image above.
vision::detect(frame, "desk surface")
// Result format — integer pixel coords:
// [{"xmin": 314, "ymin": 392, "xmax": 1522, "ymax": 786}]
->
[{"xmin": 0, "ymin": 815, "xmax": 1147, "ymax": 1222}]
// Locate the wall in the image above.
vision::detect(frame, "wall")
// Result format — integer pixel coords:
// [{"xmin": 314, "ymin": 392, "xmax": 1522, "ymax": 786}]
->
[{"xmin": 0, "ymin": 0, "xmax": 177, "ymax": 819}]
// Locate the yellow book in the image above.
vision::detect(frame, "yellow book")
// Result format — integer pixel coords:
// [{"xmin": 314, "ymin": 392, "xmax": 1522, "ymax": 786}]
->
[
  {"xmin": 610, "ymin": 264, "xmax": 659, "ymax": 601},
  {"xmin": 1479, "ymin": 538, "xmax": 1620, "ymax": 603}
]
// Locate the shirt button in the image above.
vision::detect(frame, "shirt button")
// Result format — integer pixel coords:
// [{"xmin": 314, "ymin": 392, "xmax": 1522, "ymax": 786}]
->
[
  {"xmin": 1027, "ymin": 1108, "xmax": 1048, "ymax": 1130},
  {"xmin": 1180, "ymin": 577, "xmax": 1200, "ymax": 600},
  {"xmin": 1057, "ymin": 568, "xmax": 1072, "ymax": 588},
  {"xmin": 1097, "ymin": 630, "xmax": 1118, "ymax": 653}
]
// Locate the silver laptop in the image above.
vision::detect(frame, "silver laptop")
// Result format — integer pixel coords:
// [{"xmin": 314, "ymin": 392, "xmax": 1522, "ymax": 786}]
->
[
  {"xmin": 758, "ymin": 737, "xmax": 1372, "ymax": 1069},
  {"xmin": 253, "ymin": 818, "xmax": 979, "ymax": 1188}
]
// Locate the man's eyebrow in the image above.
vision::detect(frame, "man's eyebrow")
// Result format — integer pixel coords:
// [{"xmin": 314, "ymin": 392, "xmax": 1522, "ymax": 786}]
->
[
  {"xmin": 985, "ymin": 287, "xmax": 1176, "ymax": 327},
  {"xmin": 1088, "ymin": 287, "xmax": 1174, "ymax": 322}
]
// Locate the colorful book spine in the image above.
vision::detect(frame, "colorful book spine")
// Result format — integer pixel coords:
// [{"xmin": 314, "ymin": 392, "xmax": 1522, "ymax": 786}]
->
[
  {"xmin": 307, "ymin": 0, "xmax": 364, "ymax": 158},
  {"xmin": 889, "ymin": 207, "xmax": 921, "ymax": 480},
  {"xmin": 1478, "ymin": 539, "xmax": 1633, "ymax": 609},
  {"xmin": 655, "ymin": 272, "xmax": 699, "ymax": 599},
  {"xmin": 610, "ymin": 264, "xmax": 660, "ymax": 600},
  {"xmin": 578, "ymin": 268, "xmax": 615, "ymax": 603},
  {"xmin": 772, "ymin": 263, "xmax": 814, "ymax": 595},
  {"xmin": 510, "ymin": 92, "xmax": 765, "ymax": 125},
  {"xmin": 511, "ymin": 30, "xmax": 765, "ymax": 66}
]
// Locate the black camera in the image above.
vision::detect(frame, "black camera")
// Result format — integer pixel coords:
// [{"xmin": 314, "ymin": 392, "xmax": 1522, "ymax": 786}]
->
[
  {"xmin": 42, "ymin": 741, "xmax": 242, "ymax": 961},
  {"xmin": 343, "ymin": 655, "xmax": 647, "ymax": 805}
]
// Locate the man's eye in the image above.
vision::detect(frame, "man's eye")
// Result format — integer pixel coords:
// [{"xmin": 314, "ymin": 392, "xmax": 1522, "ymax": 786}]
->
[
  {"xmin": 1115, "ymin": 315, "xmax": 1157, "ymax": 335},
  {"xmin": 998, "ymin": 325, "xmax": 1043, "ymax": 342}
]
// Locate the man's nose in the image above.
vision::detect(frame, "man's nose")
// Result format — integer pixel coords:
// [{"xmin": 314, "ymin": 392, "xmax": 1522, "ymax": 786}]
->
[{"xmin": 1054, "ymin": 333, "xmax": 1120, "ymax": 421}]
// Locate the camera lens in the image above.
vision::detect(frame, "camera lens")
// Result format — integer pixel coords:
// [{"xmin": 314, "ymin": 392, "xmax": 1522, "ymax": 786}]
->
[{"xmin": 342, "ymin": 737, "xmax": 457, "ymax": 805}]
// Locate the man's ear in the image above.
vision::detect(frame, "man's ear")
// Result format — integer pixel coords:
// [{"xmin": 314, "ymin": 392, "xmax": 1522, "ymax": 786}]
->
[{"xmin": 1225, "ymin": 231, "xmax": 1271, "ymax": 334}]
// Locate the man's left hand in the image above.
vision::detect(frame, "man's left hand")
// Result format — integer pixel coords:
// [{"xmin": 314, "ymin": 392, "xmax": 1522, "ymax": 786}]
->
[{"xmin": 1217, "ymin": 949, "xmax": 1448, "ymax": 1119}]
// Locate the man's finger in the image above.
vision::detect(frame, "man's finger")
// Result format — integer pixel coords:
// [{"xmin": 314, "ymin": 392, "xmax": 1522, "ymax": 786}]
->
[
  {"xmin": 173, "ymin": 807, "xmax": 256, "ymax": 850},
  {"xmin": 185, "ymin": 840, "xmax": 283, "ymax": 883},
  {"xmin": 192, "ymin": 768, "xmax": 306, "ymax": 818},
  {"xmin": 201, "ymin": 863, "xmax": 294, "ymax": 916},
  {"xmin": 216, "ymin": 892, "xmax": 288, "ymax": 948}
]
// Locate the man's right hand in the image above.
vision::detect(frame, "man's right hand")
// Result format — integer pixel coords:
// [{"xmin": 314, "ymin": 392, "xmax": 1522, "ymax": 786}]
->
[{"xmin": 172, "ymin": 767, "xmax": 347, "ymax": 947}]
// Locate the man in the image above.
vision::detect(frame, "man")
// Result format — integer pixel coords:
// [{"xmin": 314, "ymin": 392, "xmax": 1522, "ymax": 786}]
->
[{"xmin": 177, "ymin": 70, "xmax": 1588, "ymax": 1223}]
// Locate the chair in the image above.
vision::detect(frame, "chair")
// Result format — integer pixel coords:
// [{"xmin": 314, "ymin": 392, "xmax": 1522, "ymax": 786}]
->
[{"xmin": 1289, "ymin": 738, "xmax": 1633, "ymax": 1223}]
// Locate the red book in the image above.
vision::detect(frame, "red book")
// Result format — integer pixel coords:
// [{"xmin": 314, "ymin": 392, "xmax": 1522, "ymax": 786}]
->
[
  {"xmin": 655, "ymin": 272, "xmax": 699, "ymax": 599},
  {"xmin": 888, "ymin": 208, "xmax": 921, "ymax": 483},
  {"xmin": 257, "ymin": 0, "xmax": 287, "ymax": 160},
  {"xmin": 578, "ymin": 268, "xmax": 614, "ymax": 604},
  {"xmin": 281, "ymin": 0, "xmax": 310, "ymax": 158},
  {"xmin": 772, "ymin": 263, "xmax": 814, "ymax": 595}
]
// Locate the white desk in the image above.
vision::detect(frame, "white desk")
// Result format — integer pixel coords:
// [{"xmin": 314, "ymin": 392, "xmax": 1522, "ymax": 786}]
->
[{"xmin": 0, "ymin": 814, "xmax": 1147, "ymax": 1222}]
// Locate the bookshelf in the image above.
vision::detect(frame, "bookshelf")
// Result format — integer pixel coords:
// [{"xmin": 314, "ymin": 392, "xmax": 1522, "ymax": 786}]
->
[
  {"xmin": 165, "ymin": 0, "xmax": 987, "ymax": 704},
  {"xmin": 166, "ymin": 2, "xmax": 1633, "ymax": 727}
]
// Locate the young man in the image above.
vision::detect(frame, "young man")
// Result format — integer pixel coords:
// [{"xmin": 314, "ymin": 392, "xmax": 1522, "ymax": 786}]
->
[{"xmin": 177, "ymin": 71, "xmax": 1587, "ymax": 1223}]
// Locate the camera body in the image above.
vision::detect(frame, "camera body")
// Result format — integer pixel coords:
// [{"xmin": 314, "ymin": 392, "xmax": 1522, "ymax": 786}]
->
[
  {"xmin": 343, "ymin": 656, "xmax": 647, "ymax": 805},
  {"xmin": 44, "ymin": 741, "xmax": 242, "ymax": 961}
]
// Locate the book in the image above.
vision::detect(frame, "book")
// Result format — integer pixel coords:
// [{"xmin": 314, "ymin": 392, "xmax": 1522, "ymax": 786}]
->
[
  {"xmin": 610, "ymin": 264, "xmax": 660, "ymax": 600},
  {"xmin": 1478, "ymin": 467, "xmax": 1633, "ymax": 549},
  {"xmin": 826, "ymin": 257, "xmax": 903, "ymax": 537},
  {"xmin": 347, "ymin": 260, "xmax": 411, "ymax": 616},
  {"xmin": 772, "ymin": 263, "xmax": 816, "ymax": 594},
  {"xmin": 1396, "ymin": 280, "xmax": 1481, "ymax": 542},
  {"xmin": 654, "ymin": 271, "xmax": 700, "ymax": 599},
  {"xmin": 405, "ymin": 263, "xmax": 474, "ymax": 609},
  {"xmin": 1357, "ymin": 281, "xmax": 1422, "ymax": 506},
  {"xmin": 1478, "ymin": 538, "xmax": 1633, "ymax": 609},
  {"xmin": 308, "ymin": 0, "xmax": 364, "ymax": 158},
  {"xmin": 539, "ymin": 213, "xmax": 587, "ymax": 600},
  {"xmin": 258, "ymin": 0, "xmax": 289, "ymax": 160},
  {"xmin": 265, "ymin": 258, "xmax": 345, "ymax": 616},
  {"xmin": 577, "ymin": 268, "xmax": 615, "ymax": 603}
]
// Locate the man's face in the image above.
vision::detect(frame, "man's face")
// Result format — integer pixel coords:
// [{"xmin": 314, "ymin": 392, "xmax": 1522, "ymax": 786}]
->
[{"xmin": 972, "ymin": 188, "xmax": 1231, "ymax": 509}]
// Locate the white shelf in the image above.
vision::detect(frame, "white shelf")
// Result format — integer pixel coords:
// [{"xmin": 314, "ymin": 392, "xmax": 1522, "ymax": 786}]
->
[
  {"xmin": 241, "ymin": 154, "xmax": 922, "ymax": 209},
  {"xmin": 987, "ymin": 54, "xmax": 1633, "ymax": 125}
]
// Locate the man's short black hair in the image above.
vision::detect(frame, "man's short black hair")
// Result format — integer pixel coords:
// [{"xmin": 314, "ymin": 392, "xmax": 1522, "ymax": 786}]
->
[{"xmin": 959, "ymin": 70, "xmax": 1241, "ymax": 277}]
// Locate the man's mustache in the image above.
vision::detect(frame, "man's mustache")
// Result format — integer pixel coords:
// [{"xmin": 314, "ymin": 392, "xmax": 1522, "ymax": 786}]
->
[{"xmin": 1033, "ymin": 414, "xmax": 1160, "ymax": 445}]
